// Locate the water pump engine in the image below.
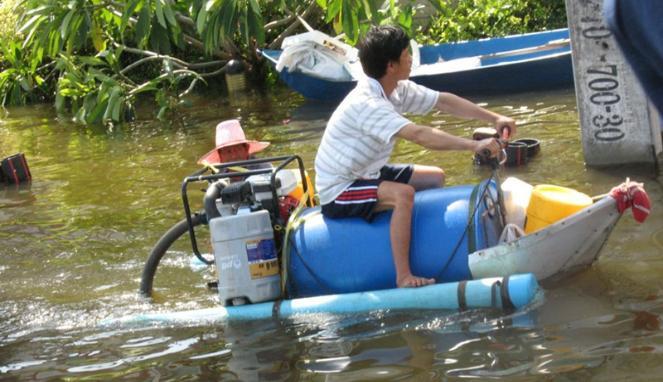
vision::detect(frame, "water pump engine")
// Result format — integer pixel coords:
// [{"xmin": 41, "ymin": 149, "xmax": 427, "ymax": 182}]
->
[{"xmin": 209, "ymin": 179, "xmax": 282, "ymax": 306}]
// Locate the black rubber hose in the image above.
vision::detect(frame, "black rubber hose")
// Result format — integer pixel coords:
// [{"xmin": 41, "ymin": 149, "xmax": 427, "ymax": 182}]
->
[
  {"xmin": 140, "ymin": 212, "xmax": 208, "ymax": 297},
  {"xmin": 203, "ymin": 181, "xmax": 224, "ymax": 220}
]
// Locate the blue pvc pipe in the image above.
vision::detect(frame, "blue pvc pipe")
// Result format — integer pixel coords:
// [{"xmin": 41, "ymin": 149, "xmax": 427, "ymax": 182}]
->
[{"xmin": 104, "ymin": 274, "xmax": 539, "ymax": 327}]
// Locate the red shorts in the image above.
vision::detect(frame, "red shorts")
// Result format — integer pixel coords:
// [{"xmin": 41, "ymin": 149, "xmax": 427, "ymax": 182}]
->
[{"xmin": 321, "ymin": 164, "xmax": 413, "ymax": 221}]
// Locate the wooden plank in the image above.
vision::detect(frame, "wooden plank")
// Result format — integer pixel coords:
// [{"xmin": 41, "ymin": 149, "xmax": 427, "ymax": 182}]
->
[{"xmin": 565, "ymin": 0, "xmax": 662, "ymax": 166}]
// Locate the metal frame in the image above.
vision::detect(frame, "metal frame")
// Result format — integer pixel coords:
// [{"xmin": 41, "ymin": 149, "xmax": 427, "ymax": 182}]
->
[{"xmin": 180, "ymin": 155, "xmax": 310, "ymax": 265}]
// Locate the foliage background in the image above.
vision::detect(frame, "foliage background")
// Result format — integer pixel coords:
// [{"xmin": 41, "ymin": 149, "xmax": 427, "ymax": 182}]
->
[
  {"xmin": 0, "ymin": 0, "xmax": 567, "ymax": 125},
  {"xmin": 419, "ymin": 0, "xmax": 567, "ymax": 44}
]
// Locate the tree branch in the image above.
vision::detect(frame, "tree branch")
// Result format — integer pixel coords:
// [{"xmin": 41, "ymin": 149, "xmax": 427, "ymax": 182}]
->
[
  {"xmin": 264, "ymin": 14, "xmax": 296, "ymax": 31},
  {"xmin": 129, "ymin": 69, "xmax": 202, "ymax": 96},
  {"xmin": 183, "ymin": 34, "xmax": 230, "ymax": 60},
  {"xmin": 115, "ymin": 43, "xmax": 226, "ymax": 75},
  {"xmin": 268, "ymin": 1, "xmax": 321, "ymax": 49}
]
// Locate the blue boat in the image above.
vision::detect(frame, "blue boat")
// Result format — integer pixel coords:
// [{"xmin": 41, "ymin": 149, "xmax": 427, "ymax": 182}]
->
[{"xmin": 260, "ymin": 28, "xmax": 572, "ymax": 101}]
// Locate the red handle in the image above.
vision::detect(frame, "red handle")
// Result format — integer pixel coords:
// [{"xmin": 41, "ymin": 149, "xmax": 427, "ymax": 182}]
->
[{"xmin": 500, "ymin": 126, "xmax": 511, "ymax": 140}]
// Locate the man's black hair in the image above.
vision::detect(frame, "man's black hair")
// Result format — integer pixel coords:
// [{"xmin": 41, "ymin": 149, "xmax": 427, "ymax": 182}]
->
[{"xmin": 358, "ymin": 25, "xmax": 410, "ymax": 79}]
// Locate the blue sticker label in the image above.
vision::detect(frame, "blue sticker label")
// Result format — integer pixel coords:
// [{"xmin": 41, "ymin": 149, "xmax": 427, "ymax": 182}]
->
[{"xmin": 246, "ymin": 239, "xmax": 277, "ymax": 263}]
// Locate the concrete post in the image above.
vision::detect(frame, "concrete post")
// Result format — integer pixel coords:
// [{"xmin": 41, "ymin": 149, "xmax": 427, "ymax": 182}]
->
[{"xmin": 565, "ymin": 0, "xmax": 662, "ymax": 166}]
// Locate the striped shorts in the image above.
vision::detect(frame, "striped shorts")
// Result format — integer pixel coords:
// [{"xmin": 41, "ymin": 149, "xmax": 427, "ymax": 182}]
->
[{"xmin": 321, "ymin": 164, "xmax": 413, "ymax": 221}]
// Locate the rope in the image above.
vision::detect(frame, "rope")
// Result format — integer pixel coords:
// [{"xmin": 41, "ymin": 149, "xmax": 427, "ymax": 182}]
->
[
  {"xmin": 280, "ymin": 190, "xmax": 310, "ymax": 295},
  {"xmin": 434, "ymin": 174, "xmax": 496, "ymax": 282},
  {"xmin": 288, "ymin": 232, "xmax": 335, "ymax": 296},
  {"xmin": 279, "ymin": 190, "xmax": 334, "ymax": 296}
]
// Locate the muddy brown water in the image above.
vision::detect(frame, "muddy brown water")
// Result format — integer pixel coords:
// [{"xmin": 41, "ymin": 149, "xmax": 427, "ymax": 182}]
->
[{"xmin": 1, "ymin": 87, "xmax": 662, "ymax": 380}]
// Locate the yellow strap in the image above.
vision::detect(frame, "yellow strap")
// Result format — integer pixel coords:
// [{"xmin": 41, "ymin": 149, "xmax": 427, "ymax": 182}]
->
[
  {"xmin": 201, "ymin": 160, "xmax": 248, "ymax": 175},
  {"xmin": 201, "ymin": 160, "xmax": 219, "ymax": 174},
  {"xmin": 227, "ymin": 166, "xmax": 248, "ymax": 173},
  {"xmin": 280, "ymin": 190, "xmax": 323, "ymax": 295}
]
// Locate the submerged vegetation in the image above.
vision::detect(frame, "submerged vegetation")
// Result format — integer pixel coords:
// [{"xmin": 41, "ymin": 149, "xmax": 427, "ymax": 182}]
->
[{"xmin": 0, "ymin": 0, "xmax": 566, "ymax": 125}]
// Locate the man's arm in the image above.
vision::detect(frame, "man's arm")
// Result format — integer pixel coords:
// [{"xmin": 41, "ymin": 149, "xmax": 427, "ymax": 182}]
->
[
  {"xmin": 397, "ymin": 123, "xmax": 502, "ymax": 156},
  {"xmin": 435, "ymin": 92, "xmax": 516, "ymax": 138}
]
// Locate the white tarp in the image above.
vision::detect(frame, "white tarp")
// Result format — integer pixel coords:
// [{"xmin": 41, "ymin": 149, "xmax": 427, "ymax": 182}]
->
[{"xmin": 276, "ymin": 31, "xmax": 363, "ymax": 81}]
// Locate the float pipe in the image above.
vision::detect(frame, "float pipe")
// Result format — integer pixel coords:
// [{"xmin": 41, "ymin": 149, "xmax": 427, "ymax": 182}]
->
[{"xmin": 104, "ymin": 274, "xmax": 539, "ymax": 326}]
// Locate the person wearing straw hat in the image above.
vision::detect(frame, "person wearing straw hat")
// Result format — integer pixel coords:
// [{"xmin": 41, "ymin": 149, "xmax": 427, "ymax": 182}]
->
[{"xmin": 198, "ymin": 119, "xmax": 270, "ymax": 166}]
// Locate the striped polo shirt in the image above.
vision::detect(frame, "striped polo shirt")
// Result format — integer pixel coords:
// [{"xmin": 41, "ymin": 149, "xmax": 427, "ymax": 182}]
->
[{"xmin": 315, "ymin": 77, "xmax": 439, "ymax": 205}]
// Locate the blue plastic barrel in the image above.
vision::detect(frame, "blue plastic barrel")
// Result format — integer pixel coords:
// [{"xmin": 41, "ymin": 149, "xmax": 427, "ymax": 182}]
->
[{"xmin": 287, "ymin": 181, "xmax": 503, "ymax": 297}]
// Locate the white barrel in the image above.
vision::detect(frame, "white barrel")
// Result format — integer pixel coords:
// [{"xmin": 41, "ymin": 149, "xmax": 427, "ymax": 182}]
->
[
  {"xmin": 501, "ymin": 177, "xmax": 533, "ymax": 229},
  {"xmin": 210, "ymin": 209, "xmax": 281, "ymax": 305}
]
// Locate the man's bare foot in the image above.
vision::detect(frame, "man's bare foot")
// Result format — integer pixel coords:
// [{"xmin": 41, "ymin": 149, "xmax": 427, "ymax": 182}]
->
[{"xmin": 397, "ymin": 274, "xmax": 435, "ymax": 288}]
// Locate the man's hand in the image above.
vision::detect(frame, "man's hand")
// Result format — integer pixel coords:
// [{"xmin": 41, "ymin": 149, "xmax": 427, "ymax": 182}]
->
[
  {"xmin": 494, "ymin": 115, "xmax": 516, "ymax": 139},
  {"xmin": 474, "ymin": 138, "xmax": 502, "ymax": 158}
]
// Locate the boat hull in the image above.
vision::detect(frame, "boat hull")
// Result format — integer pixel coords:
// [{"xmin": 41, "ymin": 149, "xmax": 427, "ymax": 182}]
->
[
  {"xmin": 261, "ymin": 28, "xmax": 572, "ymax": 101},
  {"xmin": 468, "ymin": 197, "xmax": 620, "ymax": 282}
]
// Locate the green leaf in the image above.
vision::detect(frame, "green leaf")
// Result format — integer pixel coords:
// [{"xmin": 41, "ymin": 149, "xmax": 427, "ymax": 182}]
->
[
  {"xmin": 121, "ymin": 0, "xmax": 141, "ymax": 33},
  {"xmin": 103, "ymin": 86, "xmax": 121, "ymax": 122},
  {"xmin": 204, "ymin": 11, "xmax": 220, "ymax": 55},
  {"xmin": 398, "ymin": 7, "xmax": 412, "ymax": 30},
  {"xmin": 246, "ymin": 4, "xmax": 264, "ymax": 45},
  {"xmin": 73, "ymin": 13, "xmax": 90, "ymax": 52},
  {"xmin": 149, "ymin": 22, "xmax": 171, "ymax": 53},
  {"xmin": 60, "ymin": 10, "xmax": 75, "ymax": 39},
  {"xmin": 48, "ymin": 29, "xmax": 62, "ymax": 57},
  {"xmin": 78, "ymin": 56, "xmax": 106, "ymax": 66},
  {"xmin": 242, "ymin": 5, "xmax": 251, "ymax": 45},
  {"xmin": 248, "ymin": 0, "xmax": 260, "ymax": 14},
  {"xmin": 196, "ymin": 1, "xmax": 208, "ymax": 34},
  {"xmin": 219, "ymin": 0, "xmax": 237, "ymax": 36},
  {"xmin": 365, "ymin": 0, "xmax": 381, "ymax": 23},
  {"xmin": 65, "ymin": 13, "xmax": 82, "ymax": 53},
  {"xmin": 135, "ymin": 3, "xmax": 152, "ymax": 46},
  {"xmin": 87, "ymin": 96, "xmax": 108, "ymax": 124},
  {"xmin": 24, "ymin": 5, "xmax": 52, "ymax": 17},
  {"xmin": 19, "ymin": 14, "xmax": 43, "ymax": 35},
  {"xmin": 326, "ymin": 0, "xmax": 341, "ymax": 22},
  {"xmin": 341, "ymin": 0, "xmax": 357, "ymax": 42},
  {"xmin": 91, "ymin": 19, "xmax": 106, "ymax": 52},
  {"xmin": 155, "ymin": 0, "xmax": 167, "ymax": 28},
  {"xmin": 112, "ymin": 95, "xmax": 123, "ymax": 121},
  {"xmin": 21, "ymin": 17, "xmax": 46, "ymax": 48},
  {"xmin": 156, "ymin": 105, "xmax": 168, "ymax": 120},
  {"xmin": 169, "ymin": 22, "xmax": 183, "ymax": 48},
  {"xmin": 361, "ymin": 0, "xmax": 372, "ymax": 20},
  {"xmin": 19, "ymin": 77, "xmax": 31, "ymax": 92},
  {"xmin": 163, "ymin": 0, "xmax": 177, "ymax": 26},
  {"xmin": 55, "ymin": 92, "xmax": 65, "ymax": 112}
]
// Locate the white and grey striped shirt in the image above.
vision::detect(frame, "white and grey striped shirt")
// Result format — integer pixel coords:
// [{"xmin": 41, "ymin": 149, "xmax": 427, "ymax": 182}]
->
[{"xmin": 315, "ymin": 77, "xmax": 439, "ymax": 205}]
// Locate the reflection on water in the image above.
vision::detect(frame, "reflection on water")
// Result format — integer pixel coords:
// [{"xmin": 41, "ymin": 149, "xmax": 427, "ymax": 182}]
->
[{"xmin": 1, "ymin": 87, "xmax": 662, "ymax": 380}]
